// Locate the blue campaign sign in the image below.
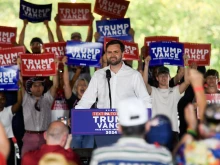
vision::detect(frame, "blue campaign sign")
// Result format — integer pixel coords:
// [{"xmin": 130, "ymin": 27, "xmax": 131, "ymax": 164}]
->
[
  {"xmin": 19, "ymin": 0, "xmax": 52, "ymax": 23},
  {"xmin": 0, "ymin": 65, "xmax": 19, "ymax": 91},
  {"xmin": 96, "ymin": 18, "xmax": 133, "ymax": 43},
  {"xmin": 66, "ymin": 41, "xmax": 103, "ymax": 67},
  {"xmin": 149, "ymin": 42, "xmax": 184, "ymax": 66},
  {"xmin": 71, "ymin": 108, "xmax": 152, "ymax": 135}
]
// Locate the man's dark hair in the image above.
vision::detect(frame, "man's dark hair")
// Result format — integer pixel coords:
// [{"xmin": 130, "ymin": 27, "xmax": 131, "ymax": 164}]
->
[
  {"xmin": 205, "ymin": 69, "xmax": 219, "ymax": 79},
  {"xmin": 30, "ymin": 37, "xmax": 43, "ymax": 46},
  {"xmin": 106, "ymin": 40, "xmax": 125, "ymax": 52},
  {"xmin": 121, "ymin": 124, "xmax": 145, "ymax": 136}
]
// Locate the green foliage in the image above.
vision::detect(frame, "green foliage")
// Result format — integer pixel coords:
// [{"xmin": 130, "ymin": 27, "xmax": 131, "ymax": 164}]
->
[{"xmin": 0, "ymin": 0, "xmax": 219, "ymax": 76}]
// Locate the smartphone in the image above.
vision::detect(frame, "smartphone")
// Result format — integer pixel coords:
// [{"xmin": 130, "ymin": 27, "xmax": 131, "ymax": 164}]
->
[{"xmin": 57, "ymin": 116, "xmax": 68, "ymax": 125}]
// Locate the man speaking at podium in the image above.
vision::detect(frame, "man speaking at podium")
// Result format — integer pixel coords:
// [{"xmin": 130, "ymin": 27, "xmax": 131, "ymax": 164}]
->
[{"xmin": 75, "ymin": 39, "xmax": 151, "ymax": 147}]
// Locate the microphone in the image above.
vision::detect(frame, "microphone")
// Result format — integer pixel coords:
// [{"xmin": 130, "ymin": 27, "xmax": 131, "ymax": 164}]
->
[
  {"xmin": 106, "ymin": 69, "xmax": 111, "ymax": 79},
  {"xmin": 106, "ymin": 69, "xmax": 112, "ymax": 109}
]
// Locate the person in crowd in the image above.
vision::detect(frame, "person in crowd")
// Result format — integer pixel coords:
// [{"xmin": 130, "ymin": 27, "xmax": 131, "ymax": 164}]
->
[
  {"xmin": 90, "ymin": 97, "xmax": 173, "ymax": 165},
  {"xmin": 143, "ymin": 56, "xmax": 190, "ymax": 149},
  {"xmin": 75, "ymin": 39, "xmax": 151, "ymax": 147},
  {"xmin": 18, "ymin": 19, "xmax": 54, "ymax": 53},
  {"xmin": 39, "ymin": 153, "xmax": 77, "ymax": 165},
  {"xmin": 145, "ymin": 114, "xmax": 173, "ymax": 151},
  {"xmin": 18, "ymin": 68, "xmax": 58, "ymax": 156},
  {"xmin": 138, "ymin": 46, "xmax": 185, "ymax": 87},
  {"xmin": 0, "ymin": 85, "xmax": 22, "ymax": 164},
  {"xmin": 0, "ymin": 122, "xmax": 9, "ymax": 165},
  {"xmin": 62, "ymin": 56, "xmax": 95, "ymax": 148},
  {"xmin": 174, "ymin": 69, "xmax": 219, "ymax": 164},
  {"xmin": 54, "ymin": 13, "xmax": 94, "ymax": 82},
  {"xmin": 204, "ymin": 69, "xmax": 220, "ymax": 94},
  {"xmin": 22, "ymin": 121, "xmax": 80, "ymax": 165}
]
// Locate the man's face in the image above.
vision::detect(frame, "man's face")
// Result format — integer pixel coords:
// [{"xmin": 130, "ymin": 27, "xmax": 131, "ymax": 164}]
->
[
  {"xmin": 156, "ymin": 73, "xmax": 170, "ymax": 87},
  {"xmin": 30, "ymin": 42, "xmax": 42, "ymax": 54},
  {"xmin": 106, "ymin": 44, "xmax": 123, "ymax": 66},
  {"xmin": 206, "ymin": 75, "xmax": 218, "ymax": 88},
  {"xmin": 30, "ymin": 82, "xmax": 44, "ymax": 97},
  {"xmin": 0, "ymin": 93, "xmax": 6, "ymax": 110}
]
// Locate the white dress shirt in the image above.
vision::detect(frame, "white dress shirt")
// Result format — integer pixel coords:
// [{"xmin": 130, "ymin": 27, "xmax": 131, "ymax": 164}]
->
[{"xmin": 75, "ymin": 63, "xmax": 151, "ymax": 109}]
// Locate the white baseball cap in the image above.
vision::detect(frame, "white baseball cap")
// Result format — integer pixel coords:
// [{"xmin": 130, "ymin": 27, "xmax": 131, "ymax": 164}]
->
[{"xmin": 117, "ymin": 97, "xmax": 148, "ymax": 127}]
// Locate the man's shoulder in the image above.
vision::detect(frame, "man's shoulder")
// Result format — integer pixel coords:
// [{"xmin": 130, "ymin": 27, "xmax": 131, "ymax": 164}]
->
[{"xmin": 22, "ymin": 149, "xmax": 41, "ymax": 165}]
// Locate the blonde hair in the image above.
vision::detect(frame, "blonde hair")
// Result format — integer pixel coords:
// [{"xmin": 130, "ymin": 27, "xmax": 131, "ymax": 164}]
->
[
  {"xmin": 72, "ymin": 78, "xmax": 88, "ymax": 95},
  {"xmin": 39, "ymin": 153, "xmax": 77, "ymax": 165}
]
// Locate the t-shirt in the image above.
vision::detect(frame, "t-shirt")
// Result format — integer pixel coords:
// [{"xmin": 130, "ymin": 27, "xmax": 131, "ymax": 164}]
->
[
  {"xmin": 22, "ymin": 90, "xmax": 54, "ymax": 131},
  {"xmin": 0, "ymin": 106, "xmax": 14, "ymax": 138},
  {"xmin": 51, "ymin": 89, "xmax": 69, "ymax": 122},
  {"xmin": 151, "ymin": 86, "xmax": 181, "ymax": 132},
  {"xmin": 175, "ymin": 134, "xmax": 220, "ymax": 164}
]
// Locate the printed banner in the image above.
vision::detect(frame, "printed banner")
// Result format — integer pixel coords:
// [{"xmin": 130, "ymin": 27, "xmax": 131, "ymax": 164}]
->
[
  {"xmin": 20, "ymin": 53, "xmax": 56, "ymax": 76},
  {"xmin": 0, "ymin": 46, "xmax": 25, "ymax": 66},
  {"xmin": 94, "ymin": 0, "xmax": 130, "ymax": 18},
  {"xmin": 104, "ymin": 37, "xmax": 139, "ymax": 60},
  {"xmin": 43, "ymin": 42, "xmax": 66, "ymax": 61},
  {"xmin": 149, "ymin": 42, "xmax": 184, "ymax": 66},
  {"xmin": 65, "ymin": 41, "xmax": 103, "ymax": 67},
  {"xmin": 183, "ymin": 43, "xmax": 211, "ymax": 66},
  {"xmin": 71, "ymin": 108, "xmax": 152, "ymax": 135},
  {"xmin": 144, "ymin": 36, "xmax": 179, "ymax": 58},
  {"xmin": 19, "ymin": 0, "xmax": 52, "ymax": 23},
  {"xmin": 58, "ymin": 3, "xmax": 91, "ymax": 26},
  {"xmin": 0, "ymin": 65, "xmax": 19, "ymax": 91},
  {"xmin": 96, "ymin": 18, "xmax": 132, "ymax": 42},
  {"xmin": 0, "ymin": 26, "xmax": 17, "ymax": 48}
]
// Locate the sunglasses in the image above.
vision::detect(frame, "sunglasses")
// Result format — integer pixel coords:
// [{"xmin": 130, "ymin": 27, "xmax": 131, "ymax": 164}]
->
[{"xmin": 34, "ymin": 100, "xmax": 40, "ymax": 111}]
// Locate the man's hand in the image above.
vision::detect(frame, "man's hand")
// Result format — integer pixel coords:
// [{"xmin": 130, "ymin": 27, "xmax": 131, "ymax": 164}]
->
[
  {"xmin": 144, "ymin": 55, "xmax": 151, "ymax": 66},
  {"xmin": 94, "ymin": 32, "xmax": 101, "ymax": 42},
  {"xmin": 64, "ymin": 134, "xmax": 72, "ymax": 149},
  {"xmin": 89, "ymin": 12, "xmax": 95, "ymax": 24},
  {"xmin": 43, "ymin": 20, "xmax": 49, "ymax": 26},
  {"xmin": 54, "ymin": 14, "xmax": 59, "ymax": 24},
  {"xmin": 141, "ymin": 46, "xmax": 147, "ymax": 59},
  {"xmin": 129, "ymin": 28, "xmax": 135, "ymax": 38},
  {"xmin": 62, "ymin": 56, "xmax": 68, "ymax": 65}
]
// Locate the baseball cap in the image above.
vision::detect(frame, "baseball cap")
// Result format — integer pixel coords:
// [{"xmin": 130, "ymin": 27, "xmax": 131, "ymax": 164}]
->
[
  {"xmin": 157, "ymin": 66, "xmax": 169, "ymax": 75},
  {"xmin": 71, "ymin": 32, "xmax": 81, "ymax": 40},
  {"xmin": 145, "ymin": 115, "xmax": 172, "ymax": 149},
  {"xmin": 30, "ymin": 37, "xmax": 43, "ymax": 45},
  {"xmin": 26, "ymin": 77, "xmax": 46, "ymax": 94},
  {"xmin": 117, "ymin": 97, "xmax": 148, "ymax": 127}
]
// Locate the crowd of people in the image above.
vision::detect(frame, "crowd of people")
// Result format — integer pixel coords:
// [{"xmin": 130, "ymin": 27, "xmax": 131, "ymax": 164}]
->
[{"xmin": 0, "ymin": 5, "xmax": 220, "ymax": 165}]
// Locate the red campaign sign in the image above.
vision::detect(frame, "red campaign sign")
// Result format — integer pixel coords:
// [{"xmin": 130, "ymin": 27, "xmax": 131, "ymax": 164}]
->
[
  {"xmin": 58, "ymin": 3, "xmax": 91, "ymax": 26},
  {"xmin": 104, "ymin": 37, "xmax": 139, "ymax": 60},
  {"xmin": 144, "ymin": 36, "xmax": 179, "ymax": 57},
  {"xmin": 183, "ymin": 43, "xmax": 211, "ymax": 66},
  {"xmin": 20, "ymin": 53, "xmax": 56, "ymax": 76},
  {"xmin": 0, "ymin": 26, "xmax": 17, "ymax": 48},
  {"xmin": 94, "ymin": 0, "xmax": 130, "ymax": 18},
  {"xmin": 43, "ymin": 42, "xmax": 66, "ymax": 61},
  {"xmin": 0, "ymin": 46, "xmax": 25, "ymax": 66}
]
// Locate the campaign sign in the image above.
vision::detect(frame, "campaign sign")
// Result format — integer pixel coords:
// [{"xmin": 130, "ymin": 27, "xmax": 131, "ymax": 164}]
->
[
  {"xmin": 66, "ymin": 41, "xmax": 103, "ymax": 67},
  {"xmin": 20, "ymin": 53, "xmax": 56, "ymax": 76},
  {"xmin": 183, "ymin": 43, "xmax": 211, "ymax": 66},
  {"xmin": 0, "ymin": 65, "xmax": 19, "ymax": 91},
  {"xmin": 206, "ymin": 94, "xmax": 220, "ymax": 104},
  {"xmin": 0, "ymin": 46, "xmax": 25, "ymax": 66},
  {"xmin": 144, "ymin": 36, "xmax": 179, "ymax": 57},
  {"xmin": 71, "ymin": 108, "xmax": 152, "ymax": 135},
  {"xmin": 94, "ymin": 0, "xmax": 130, "ymax": 18},
  {"xmin": 104, "ymin": 37, "xmax": 139, "ymax": 60},
  {"xmin": 96, "ymin": 18, "xmax": 132, "ymax": 42},
  {"xmin": 58, "ymin": 3, "xmax": 91, "ymax": 26},
  {"xmin": 19, "ymin": 0, "xmax": 52, "ymax": 23},
  {"xmin": 149, "ymin": 42, "xmax": 184, "ymax": 66},
  {"xmin": 43, "ymin": 42, "xmax": 66, "ymax": 61},
  {"xmin": 0, "ymin": 26, "xmax": 17, "ymax": 48}
]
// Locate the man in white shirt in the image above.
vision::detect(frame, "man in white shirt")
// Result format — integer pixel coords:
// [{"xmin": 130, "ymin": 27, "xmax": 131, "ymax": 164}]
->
[
  {"xmin": 75, "ymin": 39, "xmax": 151, "ymax": 147},
  {"xmin": 143, "ymin": 56, "xmax": 190, "ymax": 148}
]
